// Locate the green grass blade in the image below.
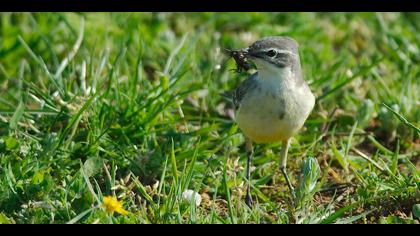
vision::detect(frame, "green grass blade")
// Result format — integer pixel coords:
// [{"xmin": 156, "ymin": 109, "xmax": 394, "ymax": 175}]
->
[
  {"xmin": 9, "ymin": 100, "xmax": 25, "ymax": 130},
  {"xmin": 319, "ymin": 203, "xmax": 356, "ymax": 224},
  {"xmin": 79, "ymin": 160, "xmax": 101, "ymax": 205},
  {"xmin": 223, "ymin": 159, "xmax": 236, "ymax": 224},
  {"xmin": 170, "ymin": 138, "xmax": 179, "ymax": 186},
  {"xmin": 382, "ymin": 103, "xmax": 420, "ymax": 133},
  {"xmin": 66, "ymin": 207, "xmax": 96, "ymax": 224}
]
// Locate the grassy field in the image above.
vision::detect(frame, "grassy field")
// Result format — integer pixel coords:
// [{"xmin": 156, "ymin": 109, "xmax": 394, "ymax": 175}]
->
[{"xmin": 0, "ymin": 12, "xmax": 419, "ymax": 224}]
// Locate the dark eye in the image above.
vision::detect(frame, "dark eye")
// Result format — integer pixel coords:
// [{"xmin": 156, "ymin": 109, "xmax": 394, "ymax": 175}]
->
[{"xmin": 266, "ymin": 50, "xmax": 277, "ymax": 57}]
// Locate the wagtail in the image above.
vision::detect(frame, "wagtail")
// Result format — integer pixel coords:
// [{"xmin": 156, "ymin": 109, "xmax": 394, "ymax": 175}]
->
[{"xmin": 225, "ymin": 36, "xmax": 315, "ymax": 206}]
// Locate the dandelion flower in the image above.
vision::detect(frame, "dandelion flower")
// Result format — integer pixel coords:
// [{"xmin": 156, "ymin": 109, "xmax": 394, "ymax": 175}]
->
[{"xmin": 102, "ymin": 196, "xmax": 129, "ymax": 216}]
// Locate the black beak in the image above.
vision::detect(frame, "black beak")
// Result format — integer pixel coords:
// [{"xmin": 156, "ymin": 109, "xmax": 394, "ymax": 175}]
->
[{"xmin": 247, "ymin": 50, "xmax": 264, "ymax": 59}]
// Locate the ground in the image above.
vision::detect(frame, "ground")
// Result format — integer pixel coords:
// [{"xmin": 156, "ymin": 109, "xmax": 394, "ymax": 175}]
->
[{"xmin": 0, "ymin": 12, "xmax": 419, "ymax": 224}]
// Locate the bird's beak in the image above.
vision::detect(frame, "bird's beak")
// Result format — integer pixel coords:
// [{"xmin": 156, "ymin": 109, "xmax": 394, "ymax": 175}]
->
[{"xmin": 247, "ymin": 50, "xmax": 265, "ymax": 60}]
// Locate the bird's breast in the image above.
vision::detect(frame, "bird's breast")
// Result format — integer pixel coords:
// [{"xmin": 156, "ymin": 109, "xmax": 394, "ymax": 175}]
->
[{"xmin": 235, "ymin": 81, "xmax": 314, "ymax": 143}]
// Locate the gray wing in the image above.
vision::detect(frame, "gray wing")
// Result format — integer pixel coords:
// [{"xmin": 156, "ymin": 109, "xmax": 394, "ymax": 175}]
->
[{"xmin": 222, "ymin": 72, "xmax": 259, "ymax": 110}]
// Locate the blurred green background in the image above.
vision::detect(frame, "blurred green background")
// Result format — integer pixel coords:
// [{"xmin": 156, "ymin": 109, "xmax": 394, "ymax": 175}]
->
[{"xmin": 0, "ymin": 13, "xmax": 419, "ymax": 224}]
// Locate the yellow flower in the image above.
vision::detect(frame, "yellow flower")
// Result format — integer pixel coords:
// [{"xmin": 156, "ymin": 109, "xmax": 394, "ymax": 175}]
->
[{"xmin": 102, "ymin": 196, "xmax": 129, "ymax": 216}]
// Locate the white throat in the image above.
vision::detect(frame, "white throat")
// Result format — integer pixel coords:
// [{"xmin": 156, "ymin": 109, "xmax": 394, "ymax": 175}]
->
[{"xmin": 255, "ymin": 59, "xmax": 295, "ymax": 89}]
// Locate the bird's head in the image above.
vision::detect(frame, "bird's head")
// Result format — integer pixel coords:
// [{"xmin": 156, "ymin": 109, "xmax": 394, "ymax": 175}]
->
[
  {"xmin": 228, "ymin": 36, "xmax": 300, "ymax": 74},
  {"xmin": 245, "ymin": 36, "xmax": 300, "ymax": 71}
]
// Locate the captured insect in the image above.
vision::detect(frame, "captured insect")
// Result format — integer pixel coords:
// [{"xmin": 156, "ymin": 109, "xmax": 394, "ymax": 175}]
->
[{"xmin": 224, "ymin": 48, "xmax": 251, "ymax": 73}]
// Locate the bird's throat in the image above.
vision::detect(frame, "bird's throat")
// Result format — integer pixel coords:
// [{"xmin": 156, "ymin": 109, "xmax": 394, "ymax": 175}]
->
[{"xmin": 257, "ymin": 63, "xmax": 295, "ymax": 90}]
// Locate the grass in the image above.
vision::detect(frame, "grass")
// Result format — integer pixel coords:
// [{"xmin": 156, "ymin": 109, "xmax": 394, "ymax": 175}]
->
[{"xmin": 0, "ymin": 12, "xmax": 419, "ymax": 224}]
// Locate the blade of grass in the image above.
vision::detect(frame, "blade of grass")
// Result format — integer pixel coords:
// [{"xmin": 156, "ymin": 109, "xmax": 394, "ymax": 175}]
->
[
  {"xmin": 390, "ymin": 138, "xmax": 400, "ymax": 175},
  {"xmin": 55, "ymin": 93, "xmax": 97, "ymax": 150},
  {"xmin": 344, "ymin": 121, "xmax": 358, "ymax": 159},
  {"xmin": 66, "ymin": 207, "xmax": 96, "ymax": 224},
  {"xmin": 223, "ymin": 159, "xmax": 236, "ymax": 224},
  {"xmin": 319, "ymin": 202, "xmax": 357, "ymax": 224},
  {"xmin": 163, "ymin": 33, "xmax": 188, "ymax": 76},
  {"xmin": 182, "ymin": 138, "xmax": 200, "ymax": 191},
  {"xmin": 9, "ymin": 100, "xmax": 25, "ymax": 130},
  {"xmin": 351, "ymin": 148, "xmax": 385, "ymax": 172},
  {"xmin": 79, "ymin": 160, "xmax": 101, "ymax": 205},
  {"xmin": 382, "ymin": 103, "xmax": 420, "ymax": 133},
  {"xmin": 335, "ymin": 209, "xmax": 374, "ymax": 224},
  {"xmin": 367, "ymin": 135, "xmax": 394, "ymax": 155},
  {"xmin": 17, "ymin": 36, "xmax": 62, "ymax": 96},
  {"xmin": 131, "ymin": 176, "xmax": 155, "ymax": 205},
  {"xmin": 170, "ymin": 138, "xmax": 179, "ymax": 186},
  {"xmin": 54, "ymin": 17, "xmax": 84, "ymax": 79}
]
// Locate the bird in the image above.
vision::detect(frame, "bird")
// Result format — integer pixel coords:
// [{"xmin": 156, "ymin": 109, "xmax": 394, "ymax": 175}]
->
[{"xmin": 224, "ymin": 36, "xmax": 315, "ymax": 206}]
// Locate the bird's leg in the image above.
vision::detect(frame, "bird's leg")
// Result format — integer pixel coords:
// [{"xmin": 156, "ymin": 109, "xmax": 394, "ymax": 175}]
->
[
  {"xmin": 245, "ymin": 138, "xmax": 254, "ymax": 207},
  {"xmin": 280, "ymin": 139, "xmax": 296, "ymax": 200}
]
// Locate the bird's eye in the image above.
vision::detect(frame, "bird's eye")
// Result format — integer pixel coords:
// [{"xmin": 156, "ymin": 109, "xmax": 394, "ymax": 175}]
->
[{"xmin": 266, "ymin": 50, "xmax": 277, "ymax": 57}]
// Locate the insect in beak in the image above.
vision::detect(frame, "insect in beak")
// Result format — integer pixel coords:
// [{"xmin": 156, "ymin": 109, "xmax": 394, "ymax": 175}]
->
[{"xmin": 224, "ymin": 47, "xmax": 251, "ymax": 73}]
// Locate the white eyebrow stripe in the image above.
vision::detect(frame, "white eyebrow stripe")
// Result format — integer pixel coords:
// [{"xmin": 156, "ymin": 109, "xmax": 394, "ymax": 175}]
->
[
  {"xmin": 266, "ymin": 48, "xmax": 296, "ymax": 56},
  {"xmin": 275, "ymin": 49, "xmax": 296, "ymax": 56}
]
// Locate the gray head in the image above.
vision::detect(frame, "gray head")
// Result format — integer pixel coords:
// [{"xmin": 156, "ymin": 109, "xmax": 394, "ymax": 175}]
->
[{"xmin": 246, "ymin": 36, "xmax": 300, "ymax": 69}]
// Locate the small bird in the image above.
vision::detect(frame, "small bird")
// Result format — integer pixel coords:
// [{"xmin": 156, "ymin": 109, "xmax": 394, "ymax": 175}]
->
[{"xmin": 225, "ymin": 36, "xmax": 315, "ymax": 206}]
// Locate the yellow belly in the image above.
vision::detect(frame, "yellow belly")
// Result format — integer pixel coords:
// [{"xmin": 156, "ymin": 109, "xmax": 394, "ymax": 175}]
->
[
  {"xmin": 236, "ymin": 113, "xmax": 296, "ymax": 143},
  {"xmin": 241, "ymin": 128, "xmax": 290, "ymax": 143},
  {"xmin": 235, "ymin": 95, "xmax": 299, "ymax": 144}
]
